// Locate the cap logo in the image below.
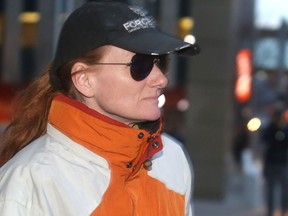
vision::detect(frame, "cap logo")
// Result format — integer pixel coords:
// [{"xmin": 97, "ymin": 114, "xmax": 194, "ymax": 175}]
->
[
  {"xmin": 123, "ymin": 17, "xmax": 155, "ymax": 33},
  {"xmin": 123, "ymin": 5, "xmax": 156, "ymax": 33}
]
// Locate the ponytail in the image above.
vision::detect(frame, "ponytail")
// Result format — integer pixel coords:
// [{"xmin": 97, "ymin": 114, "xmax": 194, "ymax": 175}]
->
[{"xmin": 0, "ymin": 69, "xmax": 56, "ymax": 166}]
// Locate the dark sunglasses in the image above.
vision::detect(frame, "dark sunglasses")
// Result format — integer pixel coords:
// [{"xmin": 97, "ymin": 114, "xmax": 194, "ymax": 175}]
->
[{"xmin": 92, "ymin": 54, "xmax": 168, "ymax": 81}]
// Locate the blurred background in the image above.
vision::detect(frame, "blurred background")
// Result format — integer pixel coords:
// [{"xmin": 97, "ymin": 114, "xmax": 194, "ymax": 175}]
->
[{"xmin": 1, "ymin": 0, "xmax": 288, "ymax": 215}]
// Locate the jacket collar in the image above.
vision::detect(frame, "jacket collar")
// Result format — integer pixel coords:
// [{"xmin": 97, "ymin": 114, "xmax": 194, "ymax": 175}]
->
[{"xmin": 48, "ymin": 94, "xmax": 163, "ymax": 176}]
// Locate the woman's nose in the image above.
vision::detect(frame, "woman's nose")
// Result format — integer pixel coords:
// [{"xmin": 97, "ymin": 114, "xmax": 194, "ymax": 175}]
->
[{"xmin": 148, "ymin": 65, "xmax": 168, "ymax": 88}]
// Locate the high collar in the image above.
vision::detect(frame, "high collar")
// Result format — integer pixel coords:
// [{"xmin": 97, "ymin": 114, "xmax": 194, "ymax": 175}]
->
[{"xmin": 48, "ymin": 94, "xmax": 163, "ymax": 177}]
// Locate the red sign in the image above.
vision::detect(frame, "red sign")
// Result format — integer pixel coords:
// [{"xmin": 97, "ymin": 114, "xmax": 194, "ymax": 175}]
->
[{"xmin": 235, "ymin": 49, "xmax": 252, "ymax": 103}]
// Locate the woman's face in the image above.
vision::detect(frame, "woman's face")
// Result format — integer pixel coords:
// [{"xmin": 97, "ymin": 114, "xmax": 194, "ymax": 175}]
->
[{"xmin": 81, "ymin": 46, "xmax": 168, "ymax": 125}]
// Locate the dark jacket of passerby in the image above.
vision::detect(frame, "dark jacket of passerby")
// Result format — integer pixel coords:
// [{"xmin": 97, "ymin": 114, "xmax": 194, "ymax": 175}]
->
[{"xmin": 262, "ymin": 116, "xmax": 288, "ymax": 172}]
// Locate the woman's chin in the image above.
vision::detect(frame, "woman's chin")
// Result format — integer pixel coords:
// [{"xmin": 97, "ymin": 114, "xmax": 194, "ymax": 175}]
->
[{"xmin": 142, "ymin": 110, "xmax": 161, "ymax": 121}]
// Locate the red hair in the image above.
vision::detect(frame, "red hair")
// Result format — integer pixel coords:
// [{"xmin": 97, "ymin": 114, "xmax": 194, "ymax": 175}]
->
[
  {"xmin": 0, "ymin": 47, "xmax": 106, "ymax": 166},
  {"xmin": 0, "ymin": 70, "xmax": 54, "ymax": 166}
]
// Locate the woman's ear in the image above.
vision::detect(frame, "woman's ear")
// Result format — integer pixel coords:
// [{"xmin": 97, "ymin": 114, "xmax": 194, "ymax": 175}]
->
[{"xmin": 71, "ymin": 62, "xmax": 95, "ymax": 98}]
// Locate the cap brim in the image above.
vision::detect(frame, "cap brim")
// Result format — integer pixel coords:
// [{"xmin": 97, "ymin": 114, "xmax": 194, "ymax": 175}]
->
[{"xmin": 110, "ymin": 30, "xmax": 200, "ymax": 56}]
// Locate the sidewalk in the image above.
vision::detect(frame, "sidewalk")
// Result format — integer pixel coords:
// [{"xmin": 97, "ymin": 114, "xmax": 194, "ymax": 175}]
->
[
  {"xmin": 193, "ymin": 174, "xmax": 266, "ymax": 216},
  {"xmin": 193, "ymin": 151, "xmax": 266, "ymax": 216}
]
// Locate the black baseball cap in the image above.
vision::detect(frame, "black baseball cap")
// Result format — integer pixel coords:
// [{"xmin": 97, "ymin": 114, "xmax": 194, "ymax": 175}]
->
[{"xmin": 50, "ymin": 0, "xmax": 200, "ymax": 89}]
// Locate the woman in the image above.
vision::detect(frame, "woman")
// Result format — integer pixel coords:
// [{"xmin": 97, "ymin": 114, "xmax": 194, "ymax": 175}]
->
[{"xmin": 0, "ymin": 1, "xmax": 200, "ymax": 215}]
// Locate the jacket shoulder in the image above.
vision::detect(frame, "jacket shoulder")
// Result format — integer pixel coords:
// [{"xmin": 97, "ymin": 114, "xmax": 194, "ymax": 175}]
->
[{"xmin": 148, "ymin": 133, "xmax": 193, "ymax": 195}]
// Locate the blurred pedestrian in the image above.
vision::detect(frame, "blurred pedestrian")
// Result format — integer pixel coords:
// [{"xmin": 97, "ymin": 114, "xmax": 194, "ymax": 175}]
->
[
  {"xmin": 261, "ymin": 109, "xmax": 288, "ymax": 216},
  {"xmin": 232, "ymin": 120, "xmax": 250, "ymax": 172},
  {"xmin": 0, "ymin": 1, "xmax": 200, "ymax": 215}
]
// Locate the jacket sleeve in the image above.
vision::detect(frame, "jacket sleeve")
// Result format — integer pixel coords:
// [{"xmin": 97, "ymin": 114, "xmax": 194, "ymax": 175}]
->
[
  {"xmin": 0, "ymin": 201, "xmax": 32, "ymax": 216},
  {"xmin": 0, "ymin": 163, "xmax": 38, "ymax": 216},
  {"xmin": 161, "ymin": 133, "xmax": 194, "ymax": 216}
]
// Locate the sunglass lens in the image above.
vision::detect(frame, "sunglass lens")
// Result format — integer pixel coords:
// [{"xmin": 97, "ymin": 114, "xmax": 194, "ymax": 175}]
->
[
  {"xmin": 130, "ymin": 54, "xmax": 154, "ymax": 81},
  {"xmin": 156, "ymin": 56, "xmax": 168, "ymax": 74}
]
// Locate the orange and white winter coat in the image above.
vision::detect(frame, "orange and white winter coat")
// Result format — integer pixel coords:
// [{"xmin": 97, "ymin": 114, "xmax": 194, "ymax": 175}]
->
[{"xmin": 0, "ymin": 94, "xmax": 193, "ymax": 216}]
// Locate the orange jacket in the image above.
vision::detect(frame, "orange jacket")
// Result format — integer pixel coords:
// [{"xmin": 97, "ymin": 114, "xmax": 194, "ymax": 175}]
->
[{"xmin": 0, "ymin": 94, "xmax": 193, "ymax": 216}]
